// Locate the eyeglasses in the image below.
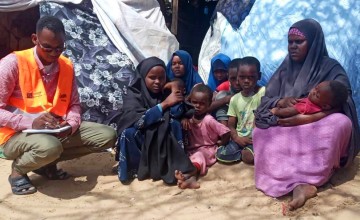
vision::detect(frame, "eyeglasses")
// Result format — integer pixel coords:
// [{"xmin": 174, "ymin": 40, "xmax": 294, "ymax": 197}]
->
[{"xmin": 37, "ymin": 41, "xmax": 66, "ymax": 53}]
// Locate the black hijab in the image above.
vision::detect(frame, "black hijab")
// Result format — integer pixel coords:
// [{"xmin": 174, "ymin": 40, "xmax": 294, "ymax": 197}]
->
[
  {"xmin": 255, "ymin": 19, "xmax": 359, "ymax": 167},
  {"xmin": 116, "ymin": 57, "xmax": 166, "ymax": 133},
  {"xmin": 118, "ymin": 56, "xmax": 195, "ymax": 184}
]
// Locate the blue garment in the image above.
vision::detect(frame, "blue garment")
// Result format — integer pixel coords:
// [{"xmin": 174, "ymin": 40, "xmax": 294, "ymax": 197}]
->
[
  {"xmin": 166, "ymin": 50, "xmax": 203, "ymax": 95},
  {"xmin": 118, "ymin": 106, "xmax": 184, "ymax": 183},
  {"xmin": 207, "ymin": 53, "xmax": 231, "ymax": 91},
  {"xmin": 210, "ymin": 0, "xmax": 255, "ymax": 31}
]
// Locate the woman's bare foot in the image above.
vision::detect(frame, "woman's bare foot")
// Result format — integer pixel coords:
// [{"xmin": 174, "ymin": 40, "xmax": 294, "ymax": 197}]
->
[
  {"xmin": 288, "ymin": 184, "xmax": 317, "ymax": 211},
  {"xmin": 175, "ymin": 170, "xmax": 200, "ymax": 189}
]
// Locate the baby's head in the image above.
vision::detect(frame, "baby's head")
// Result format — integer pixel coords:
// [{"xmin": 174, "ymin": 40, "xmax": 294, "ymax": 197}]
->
[
  {"xmin": 171, "ymin": 78, "xmax": 186, "ymax": 95},
  {"xmin": 308, "ymin": 81, "xmax": 348, "ymax": 110},
  {"xmin": 189, "ymin": 84, "xmax": 213, "ymax": 117}
]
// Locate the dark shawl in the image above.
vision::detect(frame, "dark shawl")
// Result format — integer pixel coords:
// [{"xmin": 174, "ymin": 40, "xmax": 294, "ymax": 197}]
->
[
  {"xmin": 255, "ymin": 18, "xmax": 359, "ymax": 167},
  {"xmin": 118, "ymin": 57, "xmax": 195, "ymax": 184},
  {"xmin": 166, "ymin": 50, "xmax": 204, "ymax": 95}
]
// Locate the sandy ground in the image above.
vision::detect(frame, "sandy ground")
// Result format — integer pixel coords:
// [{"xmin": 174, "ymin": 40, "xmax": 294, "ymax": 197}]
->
[{"xmin": 0, "ymin": 153, "xmax": 359, "ymax": 220}]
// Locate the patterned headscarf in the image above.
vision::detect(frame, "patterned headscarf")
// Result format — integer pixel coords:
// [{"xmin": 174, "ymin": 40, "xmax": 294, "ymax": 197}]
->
[{"xmin": 288, "ymin": 27, "xmax": 306, "ymax": 38}]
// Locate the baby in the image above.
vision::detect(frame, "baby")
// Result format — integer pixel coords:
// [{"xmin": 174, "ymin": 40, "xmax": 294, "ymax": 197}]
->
[
  {"xmin": 271, "ymin": 80, "xmax": 348, "ymax": 117},
  {"xmin": 164, "ymin": 78, "xmax": 194, "ymax": 119}
]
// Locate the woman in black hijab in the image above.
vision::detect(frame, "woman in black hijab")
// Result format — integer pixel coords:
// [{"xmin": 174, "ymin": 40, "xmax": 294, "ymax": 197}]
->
[
  {"xmin": 116, "ymin": 57, "xmax": 196, "ymax": 185},
  {"xmin": 253, "ymin": 19, "xmax": 359, "ymax": 211}
]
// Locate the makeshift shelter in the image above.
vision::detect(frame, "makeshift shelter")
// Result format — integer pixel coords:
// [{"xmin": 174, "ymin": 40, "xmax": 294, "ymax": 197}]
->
[
  {"xmin": 0, "ymin": 0, "xmax": 178, "ymax": 130},
  {"xmin": 1, "ymin": 0, "xmax": 359, "ymax": 124},
  {"xmin": 198, "ymin": 0, "xmax": 360, "ymax": 121}
]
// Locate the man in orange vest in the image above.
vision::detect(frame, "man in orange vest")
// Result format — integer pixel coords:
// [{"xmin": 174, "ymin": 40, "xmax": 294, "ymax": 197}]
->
[{"xmin": 0, "ymin": 15, "xmax": 117, "ymax": 195}]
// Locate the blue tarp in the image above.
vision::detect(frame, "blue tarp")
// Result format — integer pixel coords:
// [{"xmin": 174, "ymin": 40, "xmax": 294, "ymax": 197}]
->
[{"xmin": 219, "ymin": 0, "xmax": 360, "ymax": 121}]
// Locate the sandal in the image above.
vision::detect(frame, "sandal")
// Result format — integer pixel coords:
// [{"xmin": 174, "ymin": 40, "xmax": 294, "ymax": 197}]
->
[
  {"xmin": 8, "ymin": 175, "xmax": 37, "ymax": 195},
  {"xmin": 33, "ymin": 164, "xmax": 70, "ymax": 180}
]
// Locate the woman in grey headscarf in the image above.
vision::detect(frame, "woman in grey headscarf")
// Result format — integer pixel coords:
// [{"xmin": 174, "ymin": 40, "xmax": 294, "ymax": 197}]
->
[{"xmin": 253, "ymin": 19, "xmax": 359, "ymax": 211}]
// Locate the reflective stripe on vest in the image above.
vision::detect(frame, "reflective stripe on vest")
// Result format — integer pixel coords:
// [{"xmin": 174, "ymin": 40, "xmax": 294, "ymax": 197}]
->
[{"xmin": 0, "ymin": 48, "xmax": 73, "ymax": 145}]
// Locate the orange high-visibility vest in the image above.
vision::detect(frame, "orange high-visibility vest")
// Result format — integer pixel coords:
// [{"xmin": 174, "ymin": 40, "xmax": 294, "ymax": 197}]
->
[{"xmin": 0, "ymin": 48, "xmax": 74, "ymax": 145}]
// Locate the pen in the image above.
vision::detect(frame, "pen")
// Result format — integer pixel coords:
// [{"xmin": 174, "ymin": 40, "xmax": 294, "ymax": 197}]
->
[
  {"xmin": 40, "ymin": 103, "xmax": 48, "ymax": 113},
  {"xmin": 40, "ymin": 103, "xmax": 60, "ymax": 128}
]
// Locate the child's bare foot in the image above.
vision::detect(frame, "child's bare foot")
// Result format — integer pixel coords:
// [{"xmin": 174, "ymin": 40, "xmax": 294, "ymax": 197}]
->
[
  {"xmin": 175, "ymin": 170, "xmax": 186, "ymax": 181},
  {"xmin": 175, "ymin": 170, "xmax": 200, "ymax": 189},
  {"xmin": 179, "ymin": 176, "xmax": 200, "ymax": 189},
  {"xmin": 288, "ymin": 184, "xmax": 317, "ymax": 211},
  {"xmin": 241, "ymin": 149, "xmax": 254, "ymax": 164}
]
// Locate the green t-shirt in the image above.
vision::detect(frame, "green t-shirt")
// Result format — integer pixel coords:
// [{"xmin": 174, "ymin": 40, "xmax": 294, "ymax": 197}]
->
[
  {"xmin": 227, "ymin": 87, "xmax": 265, "ymax": 137},
  {"xmin": 0, "ymin": 148, "xmax": 5, "ymax": 159}
]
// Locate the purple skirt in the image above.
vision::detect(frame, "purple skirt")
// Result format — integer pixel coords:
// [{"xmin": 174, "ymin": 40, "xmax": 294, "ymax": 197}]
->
[{"xmin": 253, "ymin": 113, "xmax": 352, "ymax": 197}]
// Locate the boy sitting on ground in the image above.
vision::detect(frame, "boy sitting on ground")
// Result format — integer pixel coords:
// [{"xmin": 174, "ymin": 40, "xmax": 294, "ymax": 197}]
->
[{"xmin": 216, "ymin": 56, "xmax": 265, "ymax": 165}]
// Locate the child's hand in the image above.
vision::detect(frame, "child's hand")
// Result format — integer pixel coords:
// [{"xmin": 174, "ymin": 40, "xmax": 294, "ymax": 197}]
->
[
  {"xmin": 181, "ymin": 118, "xmax": 191, "ymax": 130},
  {"xmin": 217, "ymin": 139, "xmax": 226, "ymax": 146},
  {"xmin": 234, "ymin": 136, "xmax": 252, "ymax": 147},
  {"xmin": 270, "ymin": 107, "xmax": 279, "ymax": 115}
]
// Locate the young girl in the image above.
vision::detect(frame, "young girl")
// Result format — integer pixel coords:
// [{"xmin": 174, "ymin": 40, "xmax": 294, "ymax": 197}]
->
[
  {"xmin": 207, "ymin": 53, "xmax": 231, "ymax": 91},
  {"xmin": 116, "ymin": 57, "xmax": 196, "ymax": 184},
  {"xmin": 176, "ymin": 84, "xmax": 230, "ymax": 189}
]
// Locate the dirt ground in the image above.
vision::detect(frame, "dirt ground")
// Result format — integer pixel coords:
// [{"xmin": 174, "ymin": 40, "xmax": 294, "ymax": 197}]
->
[{"xmin": 0, "ymin": 153, "xmax": 359, "ymax": 220}]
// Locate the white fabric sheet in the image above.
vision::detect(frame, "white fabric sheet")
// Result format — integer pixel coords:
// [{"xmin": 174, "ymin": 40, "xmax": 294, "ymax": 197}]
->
[
  {"xmin": 0, "ymin": 0, "xmax": 82, "ymax": 12},
  {"xmin": 0, "ymin": 0, "xmax": 179, "ymax": 66},
  {"xmin": 198, "ymin": 0, "xmax": 360, "ymax": 119},
  {"xmin": 92, "ymin": 0, "xmax": 178, "ymax": 66}
]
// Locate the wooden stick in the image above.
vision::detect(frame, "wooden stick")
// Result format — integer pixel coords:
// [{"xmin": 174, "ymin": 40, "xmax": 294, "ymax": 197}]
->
[{"xmin": 171, "ymin": 0, "xmax": 178, "ymax": 35}]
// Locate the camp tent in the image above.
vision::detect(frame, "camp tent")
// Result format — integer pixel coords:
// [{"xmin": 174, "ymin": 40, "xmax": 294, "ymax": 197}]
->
[
  {"xmin": 0, "ymin": 0, "xmax": 178, "ymax": 130},
  {"xmin": 198, "ymin": 0, "xmax": 360, "ymax": 122}
]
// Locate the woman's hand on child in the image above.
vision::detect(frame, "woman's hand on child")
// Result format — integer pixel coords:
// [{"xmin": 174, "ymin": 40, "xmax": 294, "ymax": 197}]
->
[
  {"xmin": 270, "ymin": 107, "xmax": 278, "ymax": 115},
  {"xmin": 161, "ymin": 90, "xmax": 184, "ymax": 110},
  {"xmin": 278, "ymin": 110, "xmax": 331, "ymax": 126},
  {"xmin": 277, "ymin": 97, "xmax": 298, "ymax": 108}
]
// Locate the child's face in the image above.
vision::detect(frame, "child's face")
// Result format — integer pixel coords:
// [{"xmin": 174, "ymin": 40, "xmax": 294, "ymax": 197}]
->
[
  {"xmin": 308, "ymin": 81, "xmax": 332, "ymax": 110},
  {"xmin": 145, "ymin": 66, "xmax": 167, "ymax": 94},
  {"xmin": 190, "ymin": 91, "xmax": 210, "ymax": 117},
  {"xmin": 228, "ymin": 67, "xmax": 241, "ymax": 93},
  {"xmin": 214, "ymin": 69, "xmax": 228, "ymax": 82},
  {"xmin": 237, "ymin": 64, "xmax": 259, "ymax": 94},
  {"xmin": 176, "ymin": 82, "xmax": 186, "ymax": 95}
]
